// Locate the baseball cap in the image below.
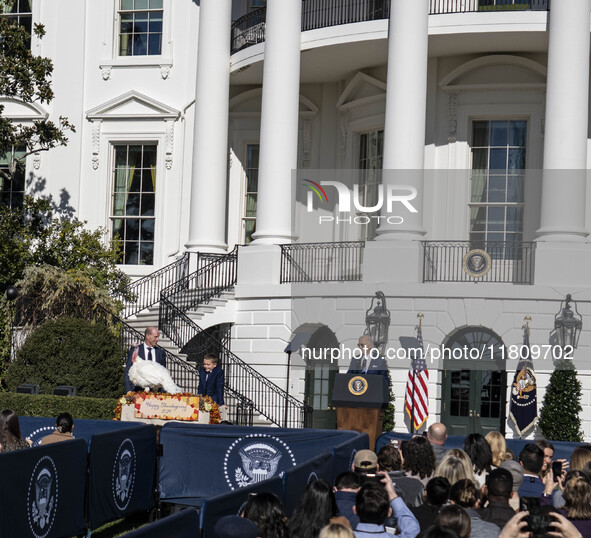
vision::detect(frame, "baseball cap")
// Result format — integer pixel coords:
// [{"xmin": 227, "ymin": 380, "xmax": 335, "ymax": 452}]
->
[
  {"xmin": 353, "ymin": 449, "xmax": 378, "ymax": 471},
  {"xmin": 500, "ymin": 459, "xmax": 524, "ymax": 492}
]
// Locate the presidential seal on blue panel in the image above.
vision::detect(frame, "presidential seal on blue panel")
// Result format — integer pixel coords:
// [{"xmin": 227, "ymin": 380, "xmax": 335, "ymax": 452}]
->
[
  {"xmin": 348, "ymin": 375, "xmax": 368, "ymax": 396},
  {"xmin": 462, "ymin": 249, "xmax": 492, "ymax": 278},
  {"xmin": 27, "ymin": 456, "xmax": 58, "ymax": 538},
  {"xmin": 224, "ymin": 434, "xmax": 297, "ymax": 490},
  {"xmin": 112, "ymin": 438, "xmax": 136, "ymax": 511}
]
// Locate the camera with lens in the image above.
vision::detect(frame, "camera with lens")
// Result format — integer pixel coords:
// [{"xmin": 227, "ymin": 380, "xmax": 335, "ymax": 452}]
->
[{"xmin": 519, "ymin": 497, "xmax": 551, "ymax": 534}]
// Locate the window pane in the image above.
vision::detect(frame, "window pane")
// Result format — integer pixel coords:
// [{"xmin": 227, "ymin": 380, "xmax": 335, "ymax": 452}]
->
[
  {"xmin": 509, "ymin": 120, "xmax": 527, "ymax": 146},
  {"xmin": 149, "ymin": 0, "xmax": 163, "ymax": 8},
  {"xmin": 121, "ymin": 0, "xmax": 134, "ymax": 10},
  {"xmin": 489, "ymin": 148, "xmax": 506, "ymax": 170},
  {"xmin": 135, "ymin": 0, "xmax": 149, "ymax": 9},
  {"xmin": 490, "ymin": 121, "xmax": 508, "ymax": 146},
  {"xmin": 507, "ymin": 175, "xmax": 524, "ymax": 203},
  {"xmin": 472, "ymin": 121, "xmax": 488, "ymax": 146},
  {"xmin": 488, "ymin": 207, "xmax": 505, "ymax": 231},
  {"xmin": 148, "ymin": 33, "xmax": 161, "ymax": 55},
  {"xmin": 508, "ymin": 148, "xmax": 525, "ymax": 170},
  {"xmin": 488, "ymin": 176, "xmax": 506, "ymax": 203}
]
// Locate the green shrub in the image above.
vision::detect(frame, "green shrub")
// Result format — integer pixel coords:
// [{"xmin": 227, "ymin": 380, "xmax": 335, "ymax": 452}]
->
[
  {"xmin": 538, "ymin": 360, "xmax": 583, "ymax": 442},
  {"xmin": 5, "ymin": 317, "xmax": 124, "ymax": 398},
  {"xmin": 0, "ymin": 392, "xmax": 117, "ymax": 420}
]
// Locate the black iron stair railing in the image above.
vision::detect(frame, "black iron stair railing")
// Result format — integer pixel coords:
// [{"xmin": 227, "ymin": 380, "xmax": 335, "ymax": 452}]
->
[
  {"xmin": 159, "ymin": 296, "xmax": 312, "ymax": 428},
  {"xmin": 161, "ymin": 246, "xmax": 238, "ymax": 315},
  {"xmin": 120, "ymin": 253, "xmax": 190, "ymax": 318}
]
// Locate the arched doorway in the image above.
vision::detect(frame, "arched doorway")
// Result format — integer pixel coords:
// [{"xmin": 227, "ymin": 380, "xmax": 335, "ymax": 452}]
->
[
  {"xmin": 303, "ymin": 325, "xmax": 340, "ymax": 429},
  {"xmin": 440, "ymin": 326, "xmax": 507, "ymax": 436}
]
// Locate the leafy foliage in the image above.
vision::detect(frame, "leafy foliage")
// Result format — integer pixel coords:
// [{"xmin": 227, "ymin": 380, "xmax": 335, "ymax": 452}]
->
[
  {"xmin": 382, "ymin": 369, "xmax": 395, "ymax": 432},
  {"xmin": 0, "ymin": 196, "xmax": 129, "ymax": 298},
  {"xmin": 0, "ymin": 18, "xmax": 74, "ymax": 174},
  {"xmin": 5, "ymin": 317, "xmax": 125, "ymax": 399},
  {"xmin": 538, "ymin": 360, "xmax": 583, "ymax": 442},
  {"xmin": 0, "ymin": 392, "xmax": 117, "ymax": 421},
  {"xmin": 12, "ymin": 265, "xmax": 121, "ymax": 331}
]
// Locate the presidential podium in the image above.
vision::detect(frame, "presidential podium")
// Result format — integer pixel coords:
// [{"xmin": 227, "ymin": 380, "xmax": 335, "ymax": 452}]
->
[{"xmin": 332, "ymin": 373, "xmax": 389, "ymax": 450}]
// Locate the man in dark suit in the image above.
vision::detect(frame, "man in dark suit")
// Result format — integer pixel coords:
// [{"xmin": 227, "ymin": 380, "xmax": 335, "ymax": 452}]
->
[
  {"xmin": 198, "ymin": 353, "xmax": 225, "ymax": 405},
  {"xmin": 124, "ymin": 326, "xmax": 167, "ymax": 392},
  {"xmin": 347, "ymin": 335, "xmax": 389, "ymax": 384}
]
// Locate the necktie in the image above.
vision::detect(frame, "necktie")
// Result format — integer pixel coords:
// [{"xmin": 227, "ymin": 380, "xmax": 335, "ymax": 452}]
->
[
  {"xmin": 361, "ymin": 358, "xmax": 367, "ymax": 373},
  {"xmin": 147, "ymin": 347, "xmax": 153, "ymax": 362}
]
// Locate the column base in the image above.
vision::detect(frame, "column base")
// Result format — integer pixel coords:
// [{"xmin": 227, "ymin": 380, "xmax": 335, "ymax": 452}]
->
[
  {"xmin": 534, "ymin": 240, "xmax": 591, "ymax": 286},
  {"xmin": 363, "ymin": 240, "xmax": 423, "ymax": 284}
]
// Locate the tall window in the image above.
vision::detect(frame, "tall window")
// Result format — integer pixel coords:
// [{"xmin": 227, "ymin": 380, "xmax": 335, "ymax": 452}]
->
[
  {"xmin": 0, "ymin": 147, "xmax": 25, "ymax": 208},
  {"xmin": 111, "ymin": 144, "xmax": 157, "ymax": 265},
  {"xmin": 118, "ymin": 0, "xmax": 163, "ymax": 56},
  {"xmin": 470, "ymin": 120, "xmax": 526, "ymax": 258},
  {"xmin": 0, "ymin": 0, "xmax": 32, "ymax": 46},
  {"xmin": 358, "ymin": 129, "xmax": 383, "ymax": 240},
  {"xmin": 243, "ymin": 144, "xmax": 258, "ymax": 244}
]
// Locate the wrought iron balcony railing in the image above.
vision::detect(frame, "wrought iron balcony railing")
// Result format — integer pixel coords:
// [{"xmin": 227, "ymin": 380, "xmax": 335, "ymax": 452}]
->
[
  {"xmin": 231, "ymin": 0, "xmax": 549, "ymax": 54},
  {"xmin": 422, "ymin": 240, "xmax": 535, "ymax": 284},
  {"xmin": 280, "ymin": 241, "xmax": 365, "ymax": 283}
]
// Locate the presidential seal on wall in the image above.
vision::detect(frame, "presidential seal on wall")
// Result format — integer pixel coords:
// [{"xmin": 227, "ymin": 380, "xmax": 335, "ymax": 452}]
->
[
  {"xmin": 27, "ymin": 456, "xmax": 58, "ymax": 538},
  {"xmin": 348, "ymin": 376, "xmax": 368, "ymax": 396},
  {"xmin": 112, "ymin": 438, "xmax": 136, "ymax": 511},
  {"xmin": 224, "ymin": 434, "xmax": 297, "ymax": 490},
  {"xmin": 462, "ymin": 249, "xmax": 492, "ymax": 278}
]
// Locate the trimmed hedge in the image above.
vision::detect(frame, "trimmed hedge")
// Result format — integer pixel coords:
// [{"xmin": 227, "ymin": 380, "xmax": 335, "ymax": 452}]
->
[
  {"xmin": 5, "ymin": 317, "xmax": 124, "ymax": 398},
  {"xmin": 0, "ymin": 392, "xmax": 117, "ymax": 420}
]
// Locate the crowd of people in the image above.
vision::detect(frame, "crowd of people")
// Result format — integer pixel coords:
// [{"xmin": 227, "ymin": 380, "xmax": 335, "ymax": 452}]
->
[
  {"xmin": 3, "ymin": 404, "xmax": 590, "ymax": 537},
  {"xmin": 213, "ymin": 423, "xmax": 589, "ymax": 538}
]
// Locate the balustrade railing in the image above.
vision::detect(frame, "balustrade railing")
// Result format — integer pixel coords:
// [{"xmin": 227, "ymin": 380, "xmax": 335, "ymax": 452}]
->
[
  {"xmin": 159, "ymin": 297, "xmax": 312, "ymax": 428},
  {"xmin": 280, "ymin": 242, "xmax": 365, "ymax": 283},
  {"xmin": 231, "ymin": 0, "xmax": 549, "ymax": 54},
  {"xmin": 120, "ymin": 253, "xmax": 190, "ymax": 318},
  {"xmin": 110, "ymin": 309, "xmax": 254, "ymax": 426},
  {"xmin": 422, "ymin": 240, "xmax": 535, "ymax": 284},
  {"xmin": 160, "ymin": 246, "xmax": 238, "ymax": 314}
]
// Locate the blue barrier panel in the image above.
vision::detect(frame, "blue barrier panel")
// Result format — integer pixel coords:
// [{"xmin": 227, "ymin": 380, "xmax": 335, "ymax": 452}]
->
[
  {"xmin": 121, "ymin": 508, "xmax": 200, "ymax": 538},
  {"xmin": 88, "ymin": 425, "xmax": 157, "ymax": 530},
  {"xmin": 332, "ymin": 433, "xmax": 370, "ymax": 480},
  {"xmin": 20, "ymin": 416, "xmax": 144, "ymax": 447},
  {"xmin": 376, "ymin": 432, "xmax": 585, "ymax": 462},
  {"xmin": 200, "ymin": 475, "xmax": 284, "ymax": 538},
  {"xmin": 0, "ymin": 439, "xmax": 87, "ymax": 538},
  {"xmin": 282, "ymin": 451, "xmax": 334, "ymax": 515},
  {"xmin": 159, "ymin": 423, "xmax": 360, "ymax": 501}
]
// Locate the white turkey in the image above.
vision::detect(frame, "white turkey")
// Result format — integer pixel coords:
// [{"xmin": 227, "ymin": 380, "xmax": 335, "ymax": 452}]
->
[{"xmin": 128, "ymin": 347, "xmax": 183, "ymax": 394}]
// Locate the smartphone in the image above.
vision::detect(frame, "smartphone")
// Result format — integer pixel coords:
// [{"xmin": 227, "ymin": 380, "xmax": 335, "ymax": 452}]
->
[
  {"xmin": 390, "ymin": 439, "xmax": 400, "ymax": 448},
  {"xmin": 552, "ymin": 461, "xmax": 562, "ymax": 482}
]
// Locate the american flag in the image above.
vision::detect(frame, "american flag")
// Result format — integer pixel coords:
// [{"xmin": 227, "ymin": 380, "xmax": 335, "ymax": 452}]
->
[{"xmin": 405, "ymin": 318, "xmax": 429, "ymax": 431}]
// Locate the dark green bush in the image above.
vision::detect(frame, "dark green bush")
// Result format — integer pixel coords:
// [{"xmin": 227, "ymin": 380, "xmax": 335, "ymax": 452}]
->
[
  {"xmin": 538, "ymin": 360, "xmax": 583, "ymax": 442},
  {"xmin": 5, "ymin": 317, "xmax": 124, "ymax": 398},
  {"xmin": 0, "ymin": 392, "xmax": 117, "ymax": 420}
]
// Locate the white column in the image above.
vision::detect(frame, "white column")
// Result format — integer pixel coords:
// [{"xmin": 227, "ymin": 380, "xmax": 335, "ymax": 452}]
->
[
  {"xmin": 250, "ymin": 0, "xmax": 302, "ymax": 244},
  {"xmin": 537, "ymin": 0, "xmax": 590, "ymax": 242},
  {"xmin": 375, "ymin": 0, "xmax": 428, "ymax": 240},
  {"xmin": 186, "ymin": 0, "xmax": 232, "ymax": 253}
]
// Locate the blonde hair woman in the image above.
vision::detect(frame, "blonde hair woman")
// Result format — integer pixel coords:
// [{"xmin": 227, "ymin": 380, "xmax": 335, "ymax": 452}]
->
[
  {"xmin": 435, "ymin": 449, "xmax": 475, "ymax": 486},
  {"xmin": 485, "ymin": 431, "xmax": 509, "ymax": 467},
  {"xmin": 319, "ymin": 523, "xmax": 355, "ymax": 538}
]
